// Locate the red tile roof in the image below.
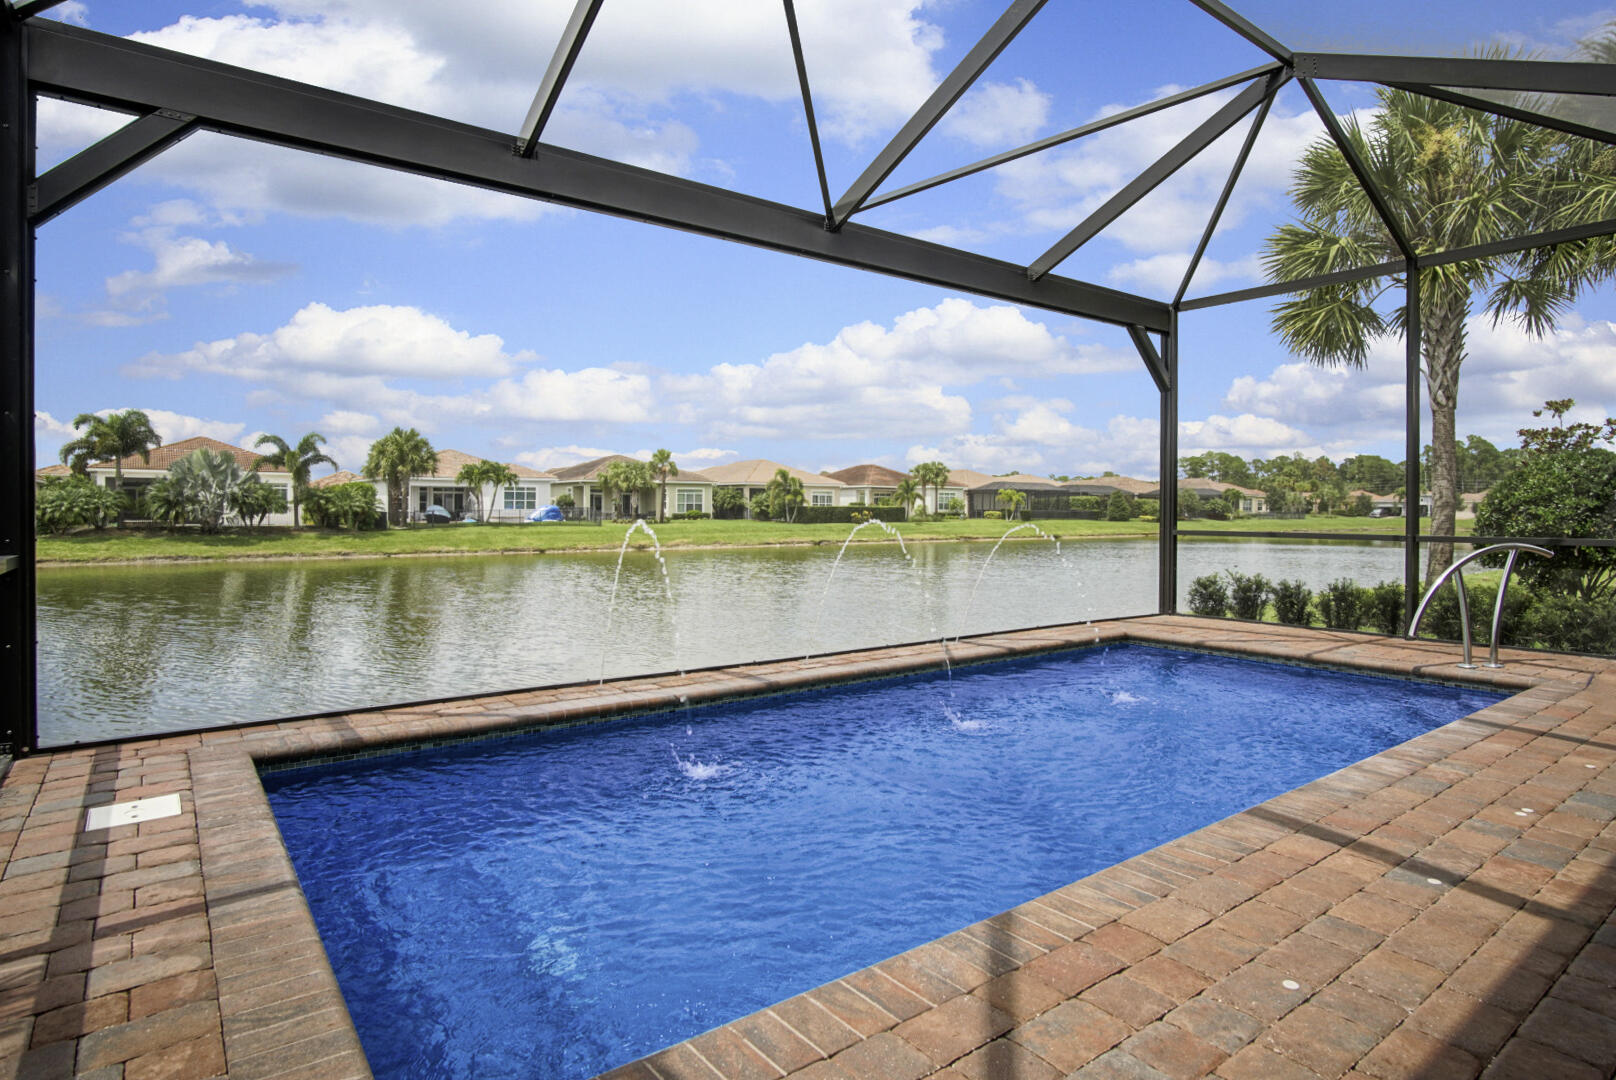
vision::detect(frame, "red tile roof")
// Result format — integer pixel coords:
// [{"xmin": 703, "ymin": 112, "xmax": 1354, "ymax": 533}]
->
[
  {"xmin": 825, "ymin": 464, "xmax": 908, "ymax": 487},
  {"xmin": 703, "ymin": 460, "xmax": 841, "ymax": 487},
  {"xmin": 85, "ymin": 436, "xmax": 291, "ymax": 475}
]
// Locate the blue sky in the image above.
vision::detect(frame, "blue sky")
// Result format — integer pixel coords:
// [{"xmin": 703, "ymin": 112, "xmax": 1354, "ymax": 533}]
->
[{"xmin": 30, "ymin": 0, "xmax": 1616, "ymax": 481}]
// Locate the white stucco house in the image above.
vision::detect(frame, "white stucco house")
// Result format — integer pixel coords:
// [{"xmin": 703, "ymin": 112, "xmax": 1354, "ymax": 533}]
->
[
  {"xmin": 825, "ymin": 464, "xmax": 966, "ymax": 514},
  {"xmin": 314, "ymin": 449, "xmax": 554, "ymax": 523},
  {"xmin": 703, "ymin": 460, "xmax": 844, "ymax": 517},
  {"xmin": 547, "ymin": 454, "xmax": 714, "ymax": 521},
  {"xmin": 36, "ymin": 435, "xmax": 299, "ymax": 525}
]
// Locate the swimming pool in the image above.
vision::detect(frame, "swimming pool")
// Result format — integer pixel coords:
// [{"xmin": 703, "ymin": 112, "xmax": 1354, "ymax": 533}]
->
[{"xmin": 262, "ymin": 644, "xmax": 1504, "ymax": 1079}]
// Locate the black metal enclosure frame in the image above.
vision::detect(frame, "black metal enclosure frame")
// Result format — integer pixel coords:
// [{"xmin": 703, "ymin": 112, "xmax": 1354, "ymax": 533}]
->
[{"xmin": 5, "ymin": 0, "xmax": 1616, "ymax": 754}]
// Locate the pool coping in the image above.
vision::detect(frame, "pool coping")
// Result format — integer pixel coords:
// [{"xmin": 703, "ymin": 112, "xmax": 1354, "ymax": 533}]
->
[{"xmin": 0, "ymin": 616, "xmax": 1611, "ymax": 1079}]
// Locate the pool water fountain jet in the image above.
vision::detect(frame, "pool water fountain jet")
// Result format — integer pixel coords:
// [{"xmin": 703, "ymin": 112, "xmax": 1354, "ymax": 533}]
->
[
  {"xmin": 955, "ymin": 523, "xmax": 1072, "ymax": 646},
  {"xmin": 806, "ymin": 518, "xmax": 915, "ymax": 659},
  {"xmin": 599, "ymin": 519, "xmax": 680, "ymax": 684}
]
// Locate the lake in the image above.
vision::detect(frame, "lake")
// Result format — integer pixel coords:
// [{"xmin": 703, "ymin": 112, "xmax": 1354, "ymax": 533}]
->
[{"xmin": 36, "ymin": 536, "xmax": 1406, "ymax": 745}]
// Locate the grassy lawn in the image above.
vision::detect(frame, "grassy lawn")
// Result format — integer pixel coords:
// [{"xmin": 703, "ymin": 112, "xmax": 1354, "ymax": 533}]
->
[{"xmin": 35, "ymin": 513, "xmax": 1463, "ymax": 565}]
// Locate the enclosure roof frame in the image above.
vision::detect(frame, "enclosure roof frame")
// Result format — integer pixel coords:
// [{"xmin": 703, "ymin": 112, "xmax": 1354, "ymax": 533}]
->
[{"xmin": 9, "ymin": 0, "xmax": 1616, "ymax": 755}]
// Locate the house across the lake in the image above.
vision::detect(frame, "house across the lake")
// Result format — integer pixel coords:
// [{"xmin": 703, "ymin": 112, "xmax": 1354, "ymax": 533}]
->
[
  {"xmin": 35, "ymin": 436, "xmax": 299, "ymax": 526},
  {"xmin": 548, "ymin": 455, "xmax": 716, "ymax": 521},
  {"xmin": 702, "ymin": 460, "xmax": 842, "ymax": 517}
]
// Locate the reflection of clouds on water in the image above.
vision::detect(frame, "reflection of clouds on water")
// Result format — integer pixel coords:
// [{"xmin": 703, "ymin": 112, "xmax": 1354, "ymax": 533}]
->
[
  {"xmin": 38, "ymin": 540, "xmax": 1408, "ymax": 744},
  {"xmin": 525, "ymin": 927, "xmax": 579, "ymax": 978}
]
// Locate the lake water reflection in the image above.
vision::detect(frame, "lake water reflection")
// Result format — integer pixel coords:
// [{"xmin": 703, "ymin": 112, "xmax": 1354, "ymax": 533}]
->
[{"xmin": 37, "ymin": 536, "xmax": 1405, "ymax": 745}]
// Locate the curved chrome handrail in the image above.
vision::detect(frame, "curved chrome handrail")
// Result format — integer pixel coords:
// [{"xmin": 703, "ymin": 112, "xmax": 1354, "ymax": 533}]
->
[{"xmin": 1407, "ymin": 543, "xmax": 1553, "ymax": 668}]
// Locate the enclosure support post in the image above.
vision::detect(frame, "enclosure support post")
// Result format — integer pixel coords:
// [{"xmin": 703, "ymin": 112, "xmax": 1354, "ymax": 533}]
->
[
  {"xmin": 1159, "ymin": 313, "xmax": 1179, "ymax": 615},
  {"xmin": 1403, "ymin": 261, "xmax": 1421, "ymax": 632},
  {"xmin": 0, "ymin": 13, "xmax": 37, "ymax": 756}
]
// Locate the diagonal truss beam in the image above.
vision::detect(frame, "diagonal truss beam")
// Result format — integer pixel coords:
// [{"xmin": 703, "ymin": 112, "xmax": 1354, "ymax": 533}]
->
[
  {"xmin": 1298, "ymin": 77, "xmax": 1413, "ymax": 261},
  {"xmin": 1184, "ymin": 0, "xmax": 1292, "ymax": 64},
  {"xmin": 829, "ymin": 0, "xmax": 1046, "ymax": 228},
  {"xmin": 1175, "ymin": 74, "xmax": 1282, "ymax": 305},
  {"xmin": 30, "ymin": 107, "xmax": 195, "ymax": 225},
  {"xmin": 26, "ymin": 20, "xmax": 1171, "ymax": 332},
  {"xmin": 781, "ymin": 0, "xmax": 833, "ymax": 224},
  {"xmin": 862, "ymin": 63, "xmax": 1281, "ymax": 214},
  {"xmin": 515, "ymin": 0, "xmax": 604, "ymax": 157},
  {"xmin": 1295, "ymin": 53, "xmax": 1616, "ymax": 96},
  {"xmin": 1127, "ymin": 325, "xmax": 1170, "ymax": 393},
  {"xmin": 1177, "ymin": 258, "xmax": 1405, "ymax": 311},
  {"xmin": 1028, "ymin": 76, "xmax": 1270, "ymax": 281},
  {"xmin": 1391, "ymin": 81, "xmax": 1616, "ymax": 147}
]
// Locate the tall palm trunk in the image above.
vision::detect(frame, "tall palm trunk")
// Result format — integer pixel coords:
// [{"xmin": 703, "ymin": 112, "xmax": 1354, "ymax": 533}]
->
[{"xmin": 1422, "ymin": 286, "xmax": 1468, "ymax": 586}]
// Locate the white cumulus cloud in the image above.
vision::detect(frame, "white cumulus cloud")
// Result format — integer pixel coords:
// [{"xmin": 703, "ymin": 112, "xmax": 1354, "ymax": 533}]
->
[{"xmin": 662, "ymin": 298, "xmax": 1133, "ymax": 442}]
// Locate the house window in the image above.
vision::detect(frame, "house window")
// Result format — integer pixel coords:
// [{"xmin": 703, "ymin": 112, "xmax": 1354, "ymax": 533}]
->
[
  {"xmin": 504, "ymin": 486, "xmax": 537, "ymax": 510},
  {"xmin": 675, "ymin": 489, "xmax": 703, "ymax": 514},
  {"xmin": 811, "ymin": 492, "xmax": 833, "ymax": 506}
]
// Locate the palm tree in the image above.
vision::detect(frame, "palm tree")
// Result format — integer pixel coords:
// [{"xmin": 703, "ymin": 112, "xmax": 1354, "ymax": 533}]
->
[
  {"xmin": 165, "ymin": 446, "xmax": 244, "ymax": 533},
  {"xmin": 254, "ymin": 432, "xmax": 336, "ymax": 529},
  {"xmin": 996, "ymin": 488, "xmax": 1026, "ymax": 521},
  {"xmin": 912, "ymin": 460, "xmax": 950, "ymax": 517},
  {"xmin": 765, "ymin": 467, "xmax": 805, "ymax": 523},
  {"xmin": 362, "ymin": 427, "xmax": 438, "ymax": 526},
  {"xmin": 1264, "ymin": 82, "xmax": 1616, "ymax": 582},
  {"xmin": 455, "ymin": 461, "xmax": 492, "ymax": 521},
  {"xmin": 648, "ymin": 449, "xmax": 678, "ymax": 523},
  {"xmin": 598, "ymin": 460, "xmax": 652, "ymax": 521},
  {"xmin": 59, "ymin": 408, "xmax": 162, "ymax": 519},
  {"xmin": 892, "ymin": 477, "xmax": 922, "ymax": 519},
  {"xmin": 483, "ymin": 462, "xmax": 518, "ymax": 523}
]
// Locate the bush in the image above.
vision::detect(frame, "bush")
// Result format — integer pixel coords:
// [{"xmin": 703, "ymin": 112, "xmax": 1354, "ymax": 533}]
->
[
  {"xmin": 35, "ymin": 476, "xmax": 123, "ymax": 533},
  {"xmin": 1068, "ymin": 495, "xmax": 1105, "ymax": 512},
  {"xmin": 1415, "ymin": 579, "xmax": 1533, "ymax": 648},
  {"xmin": 1521, "ymin": 593, "xmax": 1616, "ymax": 655},
  {"xmin": 1187, "ymin": 574, "xmax": 1229, "ymax": 617},
  {"xmin": 1317, "ymin": 578, "xmax": 1367, "ymax": 630},
  {"xmin": 679, "ymin": 510, "xmax": 709, "ymax": 520},
  {"xmin": 1366, "ymin": 581, "xmax": 1404, "ymax": 636},
  {"xmin": 983, "ymin": 510, "xmax": 1003, "ymax": 519},
  {"xmin": 1272, "ymin": 579, "xmax": 1313, "ymax": 625},
  {"xmin": 1474, "ymin": 404, "xmax": 1616, "ymax": 602},
  {"xmin": 793, "ymin": 505, "xmax": 906, "ymax": 524},
  {"xmin": 1226, "ymin": 571, "xmax": 1271, "ymax": 620},
  {"xmin": 711, "ymin": 487, "xmax": 745, "ymax": 519},
  {"xmin": 305, "ymin": 482, "xmax": 382, "ymax": 530},
  {"xmin": 1104, "ymin": 491, "xmax": 1137, "ymax": 521}
]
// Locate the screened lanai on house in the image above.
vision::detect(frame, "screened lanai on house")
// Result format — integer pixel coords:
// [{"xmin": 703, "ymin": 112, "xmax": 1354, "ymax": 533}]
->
[{"xmin": 5, "ymin": 0, "xmax": 1616, "ymax": 753}]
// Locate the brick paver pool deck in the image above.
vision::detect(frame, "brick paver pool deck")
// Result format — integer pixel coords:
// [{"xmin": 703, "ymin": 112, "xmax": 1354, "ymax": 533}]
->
[{"xmin": 2, "ymin": 616, "xmax": 1613, "ymax": 1080}]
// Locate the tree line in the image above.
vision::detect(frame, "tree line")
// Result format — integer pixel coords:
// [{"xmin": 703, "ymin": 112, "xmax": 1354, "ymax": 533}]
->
[{"xmin": 1179, "ymin": 435, "xmax": 1524, "ymax": 516}]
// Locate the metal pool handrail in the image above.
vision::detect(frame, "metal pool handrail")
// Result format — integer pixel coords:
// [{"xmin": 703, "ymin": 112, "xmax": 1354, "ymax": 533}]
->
[{"xmin": 1407, "ymin": 543, "xmax": 1553, "ymax": 669}]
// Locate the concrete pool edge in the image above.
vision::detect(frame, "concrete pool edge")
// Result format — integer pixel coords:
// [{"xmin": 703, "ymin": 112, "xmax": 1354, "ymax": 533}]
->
[{"xmin": 0, "ymin": 617, "xmax": 1609, "ymax": 1079}]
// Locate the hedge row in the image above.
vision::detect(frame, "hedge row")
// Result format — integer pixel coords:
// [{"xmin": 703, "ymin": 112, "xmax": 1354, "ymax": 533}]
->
[{"xmin": 1186, "ymin": 571, "xmax": 1616, "ymax": 656}]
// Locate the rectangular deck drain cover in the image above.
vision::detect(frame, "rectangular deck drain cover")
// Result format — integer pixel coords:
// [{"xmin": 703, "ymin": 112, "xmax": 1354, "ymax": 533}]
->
[{"xmin": 85, "ymin": 793, "xmax": 182, "ymax": 831}]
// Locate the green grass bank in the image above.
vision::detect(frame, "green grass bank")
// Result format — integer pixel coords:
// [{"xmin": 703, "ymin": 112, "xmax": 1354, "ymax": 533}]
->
[{"xmin": 35, "ymin": 514, "xmax": 1460, "ymax": 566}]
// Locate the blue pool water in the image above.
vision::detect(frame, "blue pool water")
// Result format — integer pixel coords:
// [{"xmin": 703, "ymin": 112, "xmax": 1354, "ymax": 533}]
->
[{"xmin": 262, "ymin": 645, "xmax": 1504, "ymax": 1080}]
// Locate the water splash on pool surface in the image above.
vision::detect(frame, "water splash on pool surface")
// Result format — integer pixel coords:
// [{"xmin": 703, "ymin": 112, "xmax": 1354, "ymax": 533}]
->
[{"xmin": 670, "ymin": 746, "xmax": 732, "ymax": 781}]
